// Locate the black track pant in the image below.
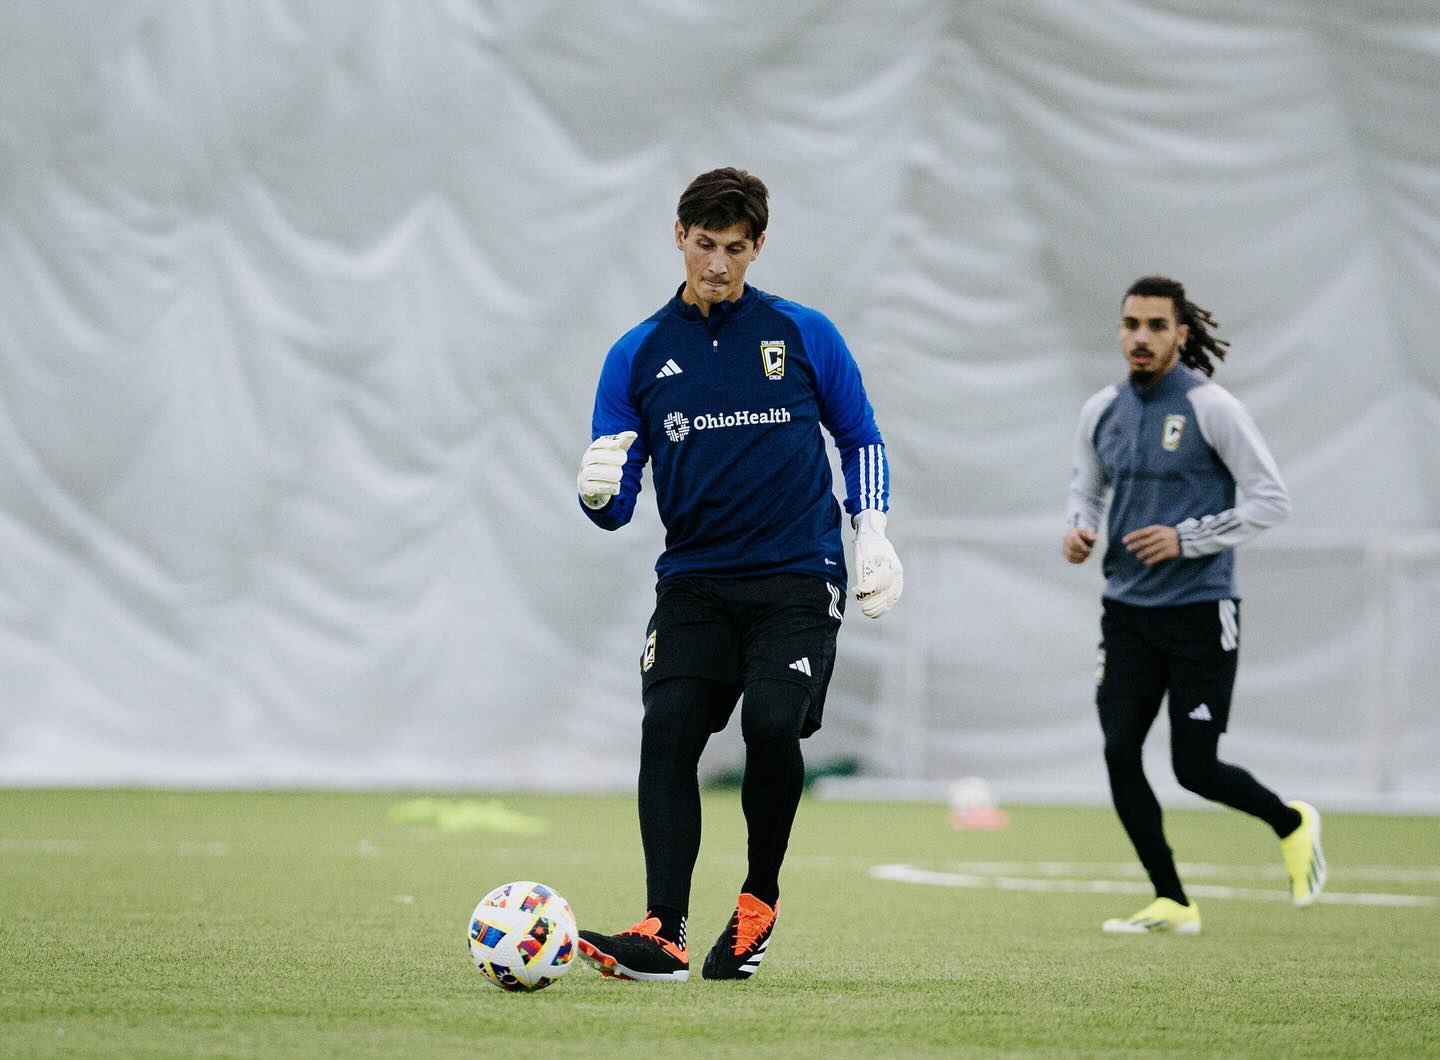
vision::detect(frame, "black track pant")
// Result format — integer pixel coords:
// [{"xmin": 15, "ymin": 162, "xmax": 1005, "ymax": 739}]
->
[{"xmin": 1096, "ymin": 598, "xmax": 1297, "ymax": 903}]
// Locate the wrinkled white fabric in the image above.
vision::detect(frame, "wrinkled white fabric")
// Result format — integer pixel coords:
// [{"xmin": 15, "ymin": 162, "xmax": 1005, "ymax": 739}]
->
[{"xmin": 0, "ymin": 2, "xmax": 1436, "ymax": 805}]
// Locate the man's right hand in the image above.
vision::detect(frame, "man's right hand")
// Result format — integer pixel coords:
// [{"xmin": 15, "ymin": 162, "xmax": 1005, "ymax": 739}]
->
[
  {"xmin": 1061, "ymin": 526, "xmax": 1097, "ymax": 564},
  {"xmin": 578, "ymin": 431, "xmax": 638, "ymax": 509}
]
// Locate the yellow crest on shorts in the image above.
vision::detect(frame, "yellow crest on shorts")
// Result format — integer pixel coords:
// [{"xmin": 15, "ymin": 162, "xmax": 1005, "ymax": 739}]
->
[{"xmin": 642, "ymin": 631, "xmax": 656, "ymax": 672}]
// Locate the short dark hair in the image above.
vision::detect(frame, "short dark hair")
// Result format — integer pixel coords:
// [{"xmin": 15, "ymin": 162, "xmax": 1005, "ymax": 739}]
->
[
  {"xmin": 677, "ymin": 168, "xmax": 769, "ymax": 242},
  {"xmin": 1124, "ymin": 275, "xmax": 1229, "ymax": 376}
]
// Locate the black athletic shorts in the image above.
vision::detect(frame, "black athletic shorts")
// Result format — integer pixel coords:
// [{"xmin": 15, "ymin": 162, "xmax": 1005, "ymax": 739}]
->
[
  {"xmin": 640, "ymin": 573, "xmax": 846, "ymax": 737},
  {"xmin": 1096, "ymin": 597, "xmax": 1241, "ymax": 732}
]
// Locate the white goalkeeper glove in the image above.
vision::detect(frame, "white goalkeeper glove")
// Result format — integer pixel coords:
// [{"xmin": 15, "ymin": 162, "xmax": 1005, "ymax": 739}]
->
[
  {"xmin": 852, "ymin": 509, "xmax": 903, "ymax": 619},
  {"xmin": 577, "ymin": 430, "xmax": 638, "ymax": 509}
]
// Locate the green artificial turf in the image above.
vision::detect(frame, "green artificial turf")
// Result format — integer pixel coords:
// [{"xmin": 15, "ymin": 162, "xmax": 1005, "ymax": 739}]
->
[{"xmin": 1, "ymin": 790, "xmax": 1436, "ymax": 1059}]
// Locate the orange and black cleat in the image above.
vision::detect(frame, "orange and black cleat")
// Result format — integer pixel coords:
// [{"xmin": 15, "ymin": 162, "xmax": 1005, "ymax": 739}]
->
[
  {"xmin": 701, "ymin": 893, "xmax": 778, "ymax": 980},
  {"xmin": 578, "ymin": 915, "xmax": 689, "ymax": 982}
]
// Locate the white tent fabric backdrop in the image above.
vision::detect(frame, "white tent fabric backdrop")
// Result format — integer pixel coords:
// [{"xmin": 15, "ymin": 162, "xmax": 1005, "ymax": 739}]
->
[{"xmin": 2, "ymin": 2, "xmax": 1437, "ymax": 808}]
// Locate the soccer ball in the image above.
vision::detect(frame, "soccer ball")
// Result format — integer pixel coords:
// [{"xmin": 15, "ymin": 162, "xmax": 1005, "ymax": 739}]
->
[{"xmin": 467, "ymin": 881, "xmax": 578, "ymax": 992}]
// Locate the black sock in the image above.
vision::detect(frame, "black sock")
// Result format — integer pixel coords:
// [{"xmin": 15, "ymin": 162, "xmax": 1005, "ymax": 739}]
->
[
  {"xmin": 739, "ymin": 880, "xmax": 780, "ymax": 908},
  {"xmin": 1158, "ymin": 886, "xmax": 1190, "ymax": 906},
  {"xmin": 647, "ymin": 905, "xmax": 687, "ymax": 947},
  {"xmin": 1276, "ymin": 804, "xmax": 1304, "ymax": 839}
]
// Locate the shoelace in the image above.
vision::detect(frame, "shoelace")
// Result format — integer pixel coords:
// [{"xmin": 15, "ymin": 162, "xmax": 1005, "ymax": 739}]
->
[
  {"xmin": 620, "ymin": 916, "xmax": 663, "ymax": 938},
  {"xmin": 620, "ymin": 916, "xmax": 687, "ymax": 958},
  {"xmin": 733, "ymin": 900, "xmax": 774, "ymax": 952}
]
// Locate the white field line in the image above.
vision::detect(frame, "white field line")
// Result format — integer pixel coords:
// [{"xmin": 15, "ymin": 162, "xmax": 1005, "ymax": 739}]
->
[
  {"xmin": 935, "ymin": 860, "xmax": 1440, "ymax": 884},
  {"xmin": 870, "ymin": 863, "xmax": 1438, "ymax": 907}
]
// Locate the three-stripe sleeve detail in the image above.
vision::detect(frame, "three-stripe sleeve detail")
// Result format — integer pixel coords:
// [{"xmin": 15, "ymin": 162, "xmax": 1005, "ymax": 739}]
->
[
  {"xmin": 856, "ymin": 443, "xmax": 887, "ymax": 512},
  {"xmin": 1177, "ymin": 509, "xmax": 1244, "ymax": 554}
]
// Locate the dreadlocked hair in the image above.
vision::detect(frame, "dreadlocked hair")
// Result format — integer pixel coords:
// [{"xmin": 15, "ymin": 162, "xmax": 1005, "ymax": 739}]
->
[{"xmin": 1124, "ymin": 275, "xmax": 1230, "ymax": 377}]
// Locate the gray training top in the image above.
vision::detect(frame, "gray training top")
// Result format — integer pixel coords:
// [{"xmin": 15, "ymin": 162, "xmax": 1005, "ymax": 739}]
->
[{"xmin": 1066, "ymin": 362, "xmax": 1291, "ymax": 607}]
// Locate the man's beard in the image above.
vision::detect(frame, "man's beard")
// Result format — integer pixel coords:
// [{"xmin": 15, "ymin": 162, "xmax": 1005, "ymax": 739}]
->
[{"xmin": 1128, "ymin": 348, "xmax": 1172, "ymax": 386}]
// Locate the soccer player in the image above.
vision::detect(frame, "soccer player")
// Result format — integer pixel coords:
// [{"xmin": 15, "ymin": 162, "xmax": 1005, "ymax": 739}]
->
[
  {"xmin": 1062, "ymin": 275, "xmax": 1326, "ymax": 935},
  {"xmin": 574, "ymin": 167, "xmax": 902, "ymax": 980}
]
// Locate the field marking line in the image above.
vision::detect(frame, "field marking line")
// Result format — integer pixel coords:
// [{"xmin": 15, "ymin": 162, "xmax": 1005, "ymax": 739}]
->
[
  {"xmin": 937, "ymin": 860, "xmax": 1440, "ymax": 884},
  {"xmin": 870, "ymin": 863, "xmax": 1438, "ymax": 907}
]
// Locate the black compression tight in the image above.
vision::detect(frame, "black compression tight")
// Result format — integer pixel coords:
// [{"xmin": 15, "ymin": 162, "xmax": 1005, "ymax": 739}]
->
[
  {"xmin": 638, "ymin": 676, "xmax": 809, "ymax": 914},
  {"xmin": 737, "ymin": 679, "xmax": 810, "ymax": 906},
  {"xmin": 1103, "ymin": 709, "xmax": 1298, "ymax": 903},
  {"xmin": 1170, "ymin": 728, "xmax": 1296, "ymax": 833}
]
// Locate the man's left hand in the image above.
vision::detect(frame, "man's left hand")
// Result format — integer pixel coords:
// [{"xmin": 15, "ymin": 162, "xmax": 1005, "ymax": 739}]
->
[
  {"xmin": 853, "ymin": 510, "xmax": 903, "ymax": 619},
  {"xmin": 1122, "ymin": 524, "xmax": 1180, "ymax": 566}
]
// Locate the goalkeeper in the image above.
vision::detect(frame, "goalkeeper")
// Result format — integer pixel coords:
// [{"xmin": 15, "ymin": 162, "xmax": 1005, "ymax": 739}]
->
[{"xmin": 574, "ymin": 167, "xmax": 902, "ymax": 983}]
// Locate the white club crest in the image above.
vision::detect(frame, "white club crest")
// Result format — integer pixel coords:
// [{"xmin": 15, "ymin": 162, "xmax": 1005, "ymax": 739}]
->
[{"xmin": 1162, "ymin": 414, "xmax": 1186, "ymax": 451}]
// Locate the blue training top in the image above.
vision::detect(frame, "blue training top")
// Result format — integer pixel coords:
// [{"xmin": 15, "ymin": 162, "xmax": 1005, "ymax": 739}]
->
[{"xmin": 583, "ymin": 284, "xmax": 888, "ymax": 591}]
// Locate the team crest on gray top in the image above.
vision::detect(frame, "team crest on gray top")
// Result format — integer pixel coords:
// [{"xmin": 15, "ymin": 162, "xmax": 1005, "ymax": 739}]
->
[{"xmin": 1162, "ymin": 414, "xmax": 1186, "ymax": 451}]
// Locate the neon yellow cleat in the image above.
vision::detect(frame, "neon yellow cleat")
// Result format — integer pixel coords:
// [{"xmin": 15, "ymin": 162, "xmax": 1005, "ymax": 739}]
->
[
  {"xmin": 1280, "ymin": 800, "xmax": 1327, "ymax": 907},
  {"xmin": 1101, "ymin": 897, "xmax": 1201, "ymax": 935}
]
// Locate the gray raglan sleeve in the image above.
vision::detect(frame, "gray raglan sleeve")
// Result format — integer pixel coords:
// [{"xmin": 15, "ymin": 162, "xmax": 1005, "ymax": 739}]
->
[
  {"xmin": 1065, "ymin": 386, "xmax": 1117, "ymax": 533},
  {"xmin": 1181, "ymin": 383, "xmax": 1291, "ymax": 556}
]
